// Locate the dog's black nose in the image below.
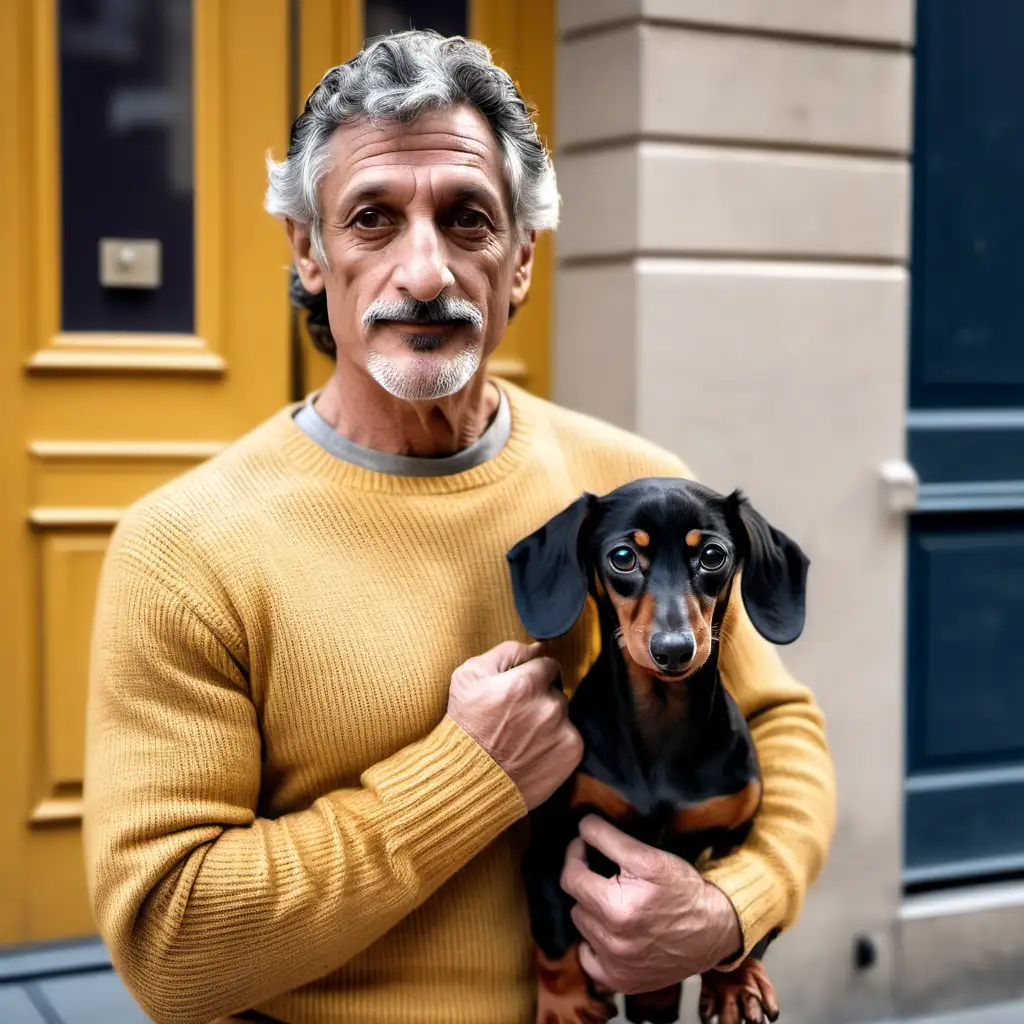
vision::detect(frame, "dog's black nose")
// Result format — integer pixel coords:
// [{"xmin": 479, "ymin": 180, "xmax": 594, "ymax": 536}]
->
[{"xmin": 649, "ymin": 632, "xmax": 695, "ymax": 673}]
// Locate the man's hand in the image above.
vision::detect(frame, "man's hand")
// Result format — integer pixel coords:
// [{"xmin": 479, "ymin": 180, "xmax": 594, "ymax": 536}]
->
[
  {"xmin": 561, "ymin": 815, "xmax": 742, "ymax": 994},
  {"xmin": 447, "ymin": 641, "xmax": 583, "ymax": 810}
]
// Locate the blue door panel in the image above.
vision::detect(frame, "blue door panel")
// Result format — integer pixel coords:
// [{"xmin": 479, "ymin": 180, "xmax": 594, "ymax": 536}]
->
[
  {"xmin": 907, "ymin": 0, "xmax": 1024, "ymax": 884},
  {"xmin": 910, "ymin": 0, "xmax": 1024, "ymax": 410},
  {"xmin": 907, "ymin": 520, "xmax": 1024, "ymax": 772},
  {"xmin": 905, "ymin": 770, "xmax": 1024, "ymax": 886},
  {"xmin": 909, "ymin": 418, "xmax": 1024, "ymax": 487}
]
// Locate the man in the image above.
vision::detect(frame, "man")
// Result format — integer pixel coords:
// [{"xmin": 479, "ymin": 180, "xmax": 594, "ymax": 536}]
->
[{"xmin": 84, "ymin": 30, "xmax": 835, "ymax": 1024}]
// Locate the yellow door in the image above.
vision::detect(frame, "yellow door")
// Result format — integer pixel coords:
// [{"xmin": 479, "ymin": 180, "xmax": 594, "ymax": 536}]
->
[
  {"xmin": 0, "ymin": 0, "xmax": 293, "ymax": 946},
  {"xmin": 0, "ymin": 0, "xmax": 554, "ymax": 950}
]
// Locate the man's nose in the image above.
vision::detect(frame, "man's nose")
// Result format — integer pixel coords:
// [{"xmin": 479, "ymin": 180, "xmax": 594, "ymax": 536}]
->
[
  {"xmin": 392, "ymin": 220, "xmax": 455, "ymax": 300},
  {"xmin": 649, "ymin": 632, "xmax": 695, "ymax": 674}
]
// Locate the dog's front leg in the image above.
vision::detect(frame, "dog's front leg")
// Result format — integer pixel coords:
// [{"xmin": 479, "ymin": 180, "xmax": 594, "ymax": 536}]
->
[{"xmin": 523, "ymin": 786, "xmax": 617, "ymax": 1024}]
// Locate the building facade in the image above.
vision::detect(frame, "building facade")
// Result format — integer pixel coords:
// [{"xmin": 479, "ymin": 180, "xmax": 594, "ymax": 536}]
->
[{"xmin": 0, "ymin": 1, "xmax": 1020, "ymax": 1021}]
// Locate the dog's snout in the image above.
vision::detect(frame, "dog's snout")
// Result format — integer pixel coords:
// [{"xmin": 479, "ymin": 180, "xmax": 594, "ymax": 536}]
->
[{"xmin": 649, "ymin": 632, "xmax": 695, "ymax": 673}]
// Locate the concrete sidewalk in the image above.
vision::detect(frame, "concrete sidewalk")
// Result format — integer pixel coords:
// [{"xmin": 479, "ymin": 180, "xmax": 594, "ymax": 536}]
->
[
  {"xmin": 608, "ymin": 978, "xmax": 1024, "ymax": 1024},
  {"xmin": 872, "ymin": 1004, "xmax": 1024, "ymax": 1024},
  {"xmin": 1, "ymin": 937, "xmax": 1021, "ymax": 1024}
]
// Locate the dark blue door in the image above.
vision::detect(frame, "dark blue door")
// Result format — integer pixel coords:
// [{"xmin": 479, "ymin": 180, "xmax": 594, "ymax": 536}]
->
[{"xmin": 906, "ymin": 0, "xmax": 1024, "ymax": 886}]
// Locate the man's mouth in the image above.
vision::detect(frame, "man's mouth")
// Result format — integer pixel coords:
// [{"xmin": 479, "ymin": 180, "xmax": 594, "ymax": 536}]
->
[{"xmin": 388, "ymin": 324, "xmax": 463, "ymax": 352}]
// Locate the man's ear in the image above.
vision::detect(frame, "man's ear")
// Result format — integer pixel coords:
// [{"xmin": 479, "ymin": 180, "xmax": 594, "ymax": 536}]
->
[
  {"xmin": 509, "ymin": 231, "xmax": 536, "ymax": 309},
  {"xmin": 285, "ymin": 219, "xmax": 326, "ymax": 296},
  {"xmin": 724, "ymin": 491, "xmax": 810, "ymax": 645},
  {"xmin": 506, "ymin": 493, "xmax": 595, "ymax": 641}
]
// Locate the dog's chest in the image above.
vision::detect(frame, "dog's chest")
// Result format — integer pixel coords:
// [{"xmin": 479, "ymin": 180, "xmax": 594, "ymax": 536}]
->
[{"xmin": 569, "ymin": 687, "xmax": 762, "ymax": 853}]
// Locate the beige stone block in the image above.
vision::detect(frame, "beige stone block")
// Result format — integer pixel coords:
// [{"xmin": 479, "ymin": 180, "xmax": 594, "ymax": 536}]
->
[
  {"xmin": 643, "ymin": 25, "xmax": 913, "ymax": 152},
  {"xmin": 562, "ymin": 0, "xmax": 915, "ymax": 46},
  {"xmin": 896, "ymin": 885, "xmax": 1024, "ymax": 1015},
  {"xmin": 557, "ymin": 143, "xmax": 909, "ymax": 259},
  {"xmin": 632, "ymin": 258, "xmax": 907, "ymax": 491},
  {"xmin": 558, "ymin": 25, "xmax": 913, "ymax": 152},
  {"xmin": 559, "ymin": 0, "xmax": 640, "ymax": 35},
  {"xmin": 557, "ymin": 26, "xmax": 640, "ymax": 147},
  {"xmin": 556, "ymin": 147, "xmax": 638, "ymax": 257},
  {"xmin": 554, "ymin": 263, "xmax": 638, "ymax": 431}
]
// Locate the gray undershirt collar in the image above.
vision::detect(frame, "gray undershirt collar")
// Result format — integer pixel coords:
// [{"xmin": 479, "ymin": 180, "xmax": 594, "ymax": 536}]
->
[{"xmin": 293, "ymin": 386, "xmax": 511, "ymax": 476}]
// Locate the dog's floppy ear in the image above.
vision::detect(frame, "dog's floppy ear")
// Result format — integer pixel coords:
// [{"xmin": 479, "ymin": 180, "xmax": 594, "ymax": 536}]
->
[
  {"xmin": 506, "ymin": 494, "xmax": 595, "ymax": 640},
  {"xmin": 725, "ymin": 490, "xmax": 809, "ymax": 645}
]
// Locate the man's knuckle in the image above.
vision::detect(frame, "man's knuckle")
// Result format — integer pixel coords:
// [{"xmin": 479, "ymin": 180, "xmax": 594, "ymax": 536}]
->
[
  {"xmin": 605, "ymin": 932, "xmax": 633, "ymax": 960},
  {"xmin": 539, "ymin": 694, "xmax": 560, "ymax": 722},
  {"xmin": 505, "ymin": 672, "xmax": 530, "ymax": 700},
  {"xmin": 635, "ymin": 849, "xmax": 663, "ymax": 877},
  {"xmin": 605, "ymin": 902, "xmax": 631, "ymax": 930},
  {"xmin": 534, "ymin": 654, "xmax": 558, "ymax": 674}
]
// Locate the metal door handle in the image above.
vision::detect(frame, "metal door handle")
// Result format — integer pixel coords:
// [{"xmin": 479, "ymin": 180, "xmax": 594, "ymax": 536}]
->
[
  {"xmin": 99, "ymin": 237, "xmax": 162, "ymax": 289},
  {"xmin": 879, "ymin": 459, "xmax": 919, "ymax": 513}
]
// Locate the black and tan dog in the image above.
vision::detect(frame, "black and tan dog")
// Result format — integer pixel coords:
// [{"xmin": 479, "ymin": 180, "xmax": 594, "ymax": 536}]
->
[{"xmin": 506, "ymin": 478, "xmax": 809, "ymax": 1024}]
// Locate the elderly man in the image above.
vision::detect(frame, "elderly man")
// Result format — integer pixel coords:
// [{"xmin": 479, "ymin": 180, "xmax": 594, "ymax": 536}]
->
[{"xmin": 84, "ymin": 29, "xmax": 834, "ymax": 1024}]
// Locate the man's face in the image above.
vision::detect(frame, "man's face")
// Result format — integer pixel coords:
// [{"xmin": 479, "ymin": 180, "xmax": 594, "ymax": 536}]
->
[{"xmin": 289, "ymin": 105, "xmax": 535, "ymax": 401}]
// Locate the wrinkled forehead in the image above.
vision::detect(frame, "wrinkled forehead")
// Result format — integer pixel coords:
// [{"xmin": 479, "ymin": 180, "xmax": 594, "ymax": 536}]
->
[
  {"xmin": 592, "ymin": 480, "xmax": 730, "ymax": 545},
  {"xmin": 323, "ymin": 105, "xmax": 507, "ymax": 208}
]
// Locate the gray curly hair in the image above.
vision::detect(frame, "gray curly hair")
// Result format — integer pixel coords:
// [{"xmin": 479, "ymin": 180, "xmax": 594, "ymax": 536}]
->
[{"xmin": 265, "ymin": 30, "xmax": 559, "ymax": 357}]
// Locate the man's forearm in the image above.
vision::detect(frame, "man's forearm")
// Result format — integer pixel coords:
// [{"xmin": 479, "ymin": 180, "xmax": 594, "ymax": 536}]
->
[
  {"xmin": 85, "ymin": 564, "xmax": 526, "ymax": 1024},
  {"xmin": 89, "ymin": 715, "xmax": 523, "ymax": 1024}
]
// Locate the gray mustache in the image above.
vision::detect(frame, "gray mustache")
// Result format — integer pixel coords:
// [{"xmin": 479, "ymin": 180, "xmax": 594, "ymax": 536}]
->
[{"xmin": 362, "ymin": 297, "xmax": 484, "ymax": 333}]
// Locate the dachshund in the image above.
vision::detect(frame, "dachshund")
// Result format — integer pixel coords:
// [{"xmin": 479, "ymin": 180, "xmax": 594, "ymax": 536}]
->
[{"xmin": 506, "ymin": 477, "xmax": 809, "ymax": 1024}]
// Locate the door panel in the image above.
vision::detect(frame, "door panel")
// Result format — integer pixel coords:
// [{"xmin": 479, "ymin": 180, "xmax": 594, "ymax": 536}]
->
[
  {"xmin": 906, "ymin": 770, "xmax": 1024, "ymax": 885},
  {"xmin": 910, "ymin": 0, "xmax": 1024, "ymax": 411},
  {"xmin": 906, "ymin": 0, "xmax": 1024, "ymax": 885},
  {"xmin": 908, "ymin": 521, "xmax": 1024, "ymax": 768},
  {"xmin": 58, "ymin": 0, "xmax": 196, "ymax": 334},
  {"xmin": 0, "ymin": 0, "xmax": 292, "ymax": 945}
]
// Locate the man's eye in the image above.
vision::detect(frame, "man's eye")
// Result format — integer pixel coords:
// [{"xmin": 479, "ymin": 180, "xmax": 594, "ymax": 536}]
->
[
  {"xmin": 353, "ymin": 210, "xmax": 389, "ymax": 229},
  {"xmin": 450, "ymin": 209, "xmax": 487, "ymax": 230},
  {"xmin": 608, "ymin": 547, "xmax": 638, "ymax": 573}
]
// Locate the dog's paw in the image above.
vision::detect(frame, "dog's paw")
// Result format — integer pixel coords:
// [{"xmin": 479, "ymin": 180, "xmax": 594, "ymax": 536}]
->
[
  {"xmin": 699, "ymin": 957, "xmax": 779, "ymax": 1024},
  {"xmin": 535, "ymin": 945, "xmax": 617, "ymax": 1024},
  {"xmin": 536, "ymin": 987, "xmax": 617, "ymax": 1024}
]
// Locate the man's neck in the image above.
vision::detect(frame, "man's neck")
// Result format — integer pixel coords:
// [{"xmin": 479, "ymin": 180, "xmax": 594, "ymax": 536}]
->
[{"xmin": 312, "ymin": 360, "xmax": 501, "ymax": 457}]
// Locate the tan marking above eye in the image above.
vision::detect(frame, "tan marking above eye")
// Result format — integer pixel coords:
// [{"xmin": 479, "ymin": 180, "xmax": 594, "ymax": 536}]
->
[
  {"xmin": 633, "ymin": 529, "xmax": 650, "ymax": 548},
  {"xmin": 686, "ymin": 529, "xmax": 702, "ymax": 547}
]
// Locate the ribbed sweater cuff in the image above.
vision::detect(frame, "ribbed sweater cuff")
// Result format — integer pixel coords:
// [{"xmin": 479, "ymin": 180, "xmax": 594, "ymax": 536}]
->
[
  {"xmin": 361, "ymin": 715, "xmax": 527, "ymax": 881},
  {"xmin": 703, "ymin": 849, "xmax": 786, "ymax": 969}
]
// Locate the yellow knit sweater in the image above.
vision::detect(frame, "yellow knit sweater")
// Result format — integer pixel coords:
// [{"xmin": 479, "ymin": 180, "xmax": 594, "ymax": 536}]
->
[{"xmin": 83, "ymin": 380, "xmax": 835, "ymax": 1024}]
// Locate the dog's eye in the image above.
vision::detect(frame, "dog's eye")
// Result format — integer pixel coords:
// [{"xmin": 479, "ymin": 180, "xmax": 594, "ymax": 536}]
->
[
  {"xmin": 608, "ymin": 547, "xmax": 638, "ymax": 573},
  {"xmin": 699, "ymin": 544, "xmax": 727, "ymax": 571}
]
